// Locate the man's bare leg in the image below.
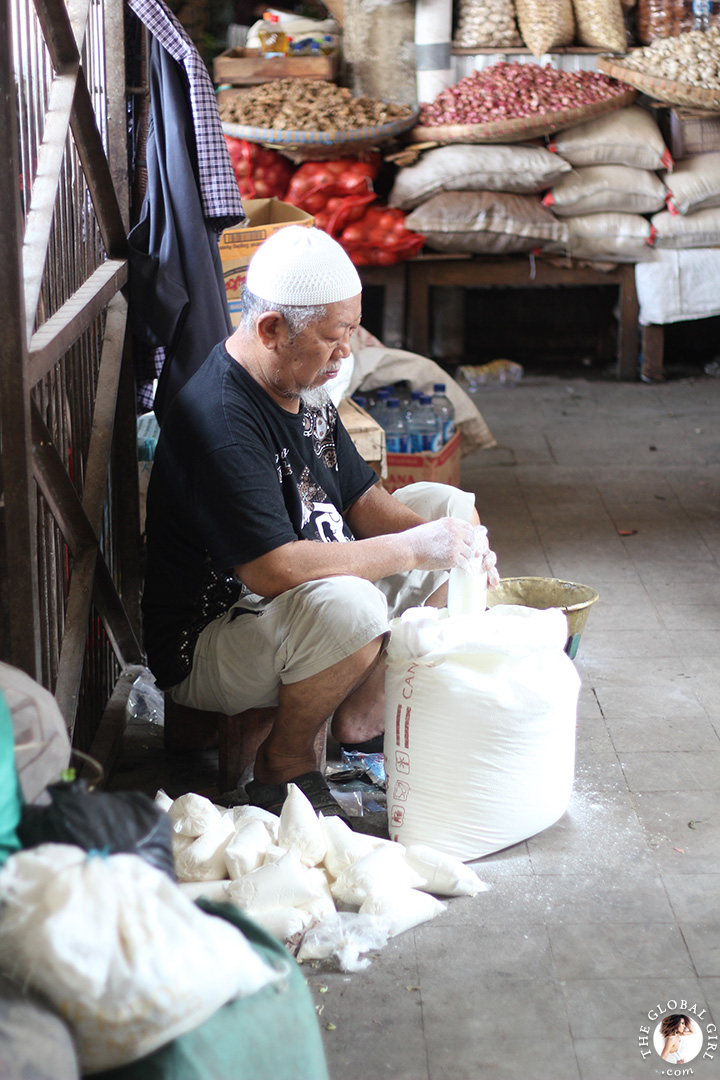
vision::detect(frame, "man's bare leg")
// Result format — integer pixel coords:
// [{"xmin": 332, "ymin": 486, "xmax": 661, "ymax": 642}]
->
[{"xmin": 253, "ymin": 634, "xmax": 385, "ymax": 784}]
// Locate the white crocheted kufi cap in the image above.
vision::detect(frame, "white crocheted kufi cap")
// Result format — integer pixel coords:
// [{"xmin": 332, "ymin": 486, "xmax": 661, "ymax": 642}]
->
[{"xmin": 246, "ymin": 225, "xmax": 362, "ymax": 306}]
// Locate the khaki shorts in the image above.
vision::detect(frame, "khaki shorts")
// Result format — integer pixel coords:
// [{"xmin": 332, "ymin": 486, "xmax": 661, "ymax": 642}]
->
[{"xmin": 170, "ymin": 481, "xmax": 475, "ymax": 715}]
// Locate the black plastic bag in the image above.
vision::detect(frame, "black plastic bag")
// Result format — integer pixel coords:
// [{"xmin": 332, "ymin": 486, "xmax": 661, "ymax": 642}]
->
[{"xmin": 18, "ymin": 780, "xmax": 175, "ymax": 880}]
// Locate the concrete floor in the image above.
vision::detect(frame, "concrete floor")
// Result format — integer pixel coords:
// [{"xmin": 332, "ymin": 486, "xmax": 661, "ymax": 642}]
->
[
  {"xmin": 112, "ymin": 370, "xmax": 720, "ymax": 1080},
  {"xmin": 303, "ymin": 372, "xmax": 720, "ymax": 1080}
]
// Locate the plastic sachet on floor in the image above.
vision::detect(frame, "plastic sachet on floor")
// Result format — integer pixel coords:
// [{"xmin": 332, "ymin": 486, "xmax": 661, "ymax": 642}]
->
[
  {"xmin": 338, "ymin": 750, "xmax": 386, "ymax": 790},
  {"xmin": 331, "ymin": 845, "xmax": 426, "ymax": 906},
  {"xmin": 0, "ymin": 845, "xmax": 282, "ymax": 1073},
  {"xmin": 174, "ymin": 815, "xmax": 235, "ymax": 882},
  {"xmin": 168, "ymin": 792, "xmax": 223, "ymax": 838},
  {"xmin": 359, "ymin": 888, "xmax": 447, "ymax": 937},
  {"xmin": 126, "ymin": 669, "xmax": 164, "ymax": 726},
  {"xmin": 298, "ymin": 912, "xmax": 391, "ymax": 972},
  {"xmin": 278, "ymin": 784, "xmax": 327, "ymax": 867},
  {"xmin": 225, "ymin": 849, "xmax": 323, "ymax": 912},
  {"xmin": 404, "ymin": 844, "xmax": 490, "ymax": 897}
]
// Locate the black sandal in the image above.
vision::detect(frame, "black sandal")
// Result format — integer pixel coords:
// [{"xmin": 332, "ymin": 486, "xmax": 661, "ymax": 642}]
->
[{"xmin": 245, "ymin": 770, "xmax": 351, "ymax": 822}]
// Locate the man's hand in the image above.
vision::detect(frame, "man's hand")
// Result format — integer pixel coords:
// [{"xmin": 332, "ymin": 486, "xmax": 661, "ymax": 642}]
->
[
  {"xmin": 472, "ymin": 525, "xmax": 500, "ymax": 588},
  {"xmin": 403, "ymin": 517, "xmax": 477, "ymax": 571}
]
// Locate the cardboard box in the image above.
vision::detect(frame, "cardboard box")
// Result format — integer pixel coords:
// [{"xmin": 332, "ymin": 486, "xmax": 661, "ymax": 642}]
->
[
  {"xmin": 383, "ymin": 430, "xmax": 461, "ymax": 495},
  {"xmin": 219, "ymin": 199, "xmax": 314, "ymax": 326},
  {"xmin": 213, "ymin": 47, "xmax": 338, "ymax": 86},
  {"xmin": 338, "ymin": 397, "xmax": 386, "ymax": 477}
]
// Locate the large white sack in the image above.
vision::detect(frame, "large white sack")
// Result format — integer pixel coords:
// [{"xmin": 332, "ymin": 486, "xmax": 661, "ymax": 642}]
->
[
  {"xmin": 0, "ymin": 845, "xmax": 281, "ymax": 1073},
  {"xmin": 385, "ymin": 605, "xmax": 580, "ymax": 860}
]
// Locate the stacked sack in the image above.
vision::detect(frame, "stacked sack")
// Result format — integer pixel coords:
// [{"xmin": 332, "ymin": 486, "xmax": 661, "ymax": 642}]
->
[
  {"xmin": 652, "ymin": 151, "xmax": 720, "ymax": 250},
  {"xmin": 392, "ymin": 143, "xmax": 572, "ymax": 256},
  {"xmin": 543, "ymin": 104, "xmax": 672, "ymax": 261},
  {"xmin": 159, "ymin": 786, "xmax": 488, "ymax": 972}
]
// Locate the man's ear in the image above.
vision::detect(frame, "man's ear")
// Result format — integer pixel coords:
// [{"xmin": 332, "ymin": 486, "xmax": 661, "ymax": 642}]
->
[{"xmin": 256, "ymin": 310, "xmax": 287, "ymax": 349}]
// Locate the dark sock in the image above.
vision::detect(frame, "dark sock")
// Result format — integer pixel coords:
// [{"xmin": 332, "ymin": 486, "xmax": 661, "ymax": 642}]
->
[{"xmin": 339, "ymin": 734, "xmax": 384, "ymax": 755}]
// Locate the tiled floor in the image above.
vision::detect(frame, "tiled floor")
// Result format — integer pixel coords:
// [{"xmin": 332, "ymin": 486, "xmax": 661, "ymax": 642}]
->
[
  {"xmin": 303, "ymin": 373, "xmax": 720, "ymax": 1080},
  {"xmin": 113, "ymin": 372, "xmax": 720, "ymax": 1080}
]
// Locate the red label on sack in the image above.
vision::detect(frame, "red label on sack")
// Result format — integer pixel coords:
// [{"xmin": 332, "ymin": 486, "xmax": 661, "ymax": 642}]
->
[
  {"xmin": 648, "ymin": 225, "xmax": 658, "ymax": 245},
  {"xmin": 542, "ymin": 191, "xmax": 554, "ymax": 207},
  {"xmin": 661, "ymin": 148, "xmax": 674, "ymax": 172}
]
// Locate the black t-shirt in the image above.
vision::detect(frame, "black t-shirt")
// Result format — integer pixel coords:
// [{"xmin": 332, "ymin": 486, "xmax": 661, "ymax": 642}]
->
[{"xmin": 142, "ymin": 342, "xmax": 378, "ymax": 689}]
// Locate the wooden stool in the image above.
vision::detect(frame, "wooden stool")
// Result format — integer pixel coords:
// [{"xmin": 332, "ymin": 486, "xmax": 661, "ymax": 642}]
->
[{"xmin": 164, "ymin": 696, "xmax": 327, "ymax": 793}]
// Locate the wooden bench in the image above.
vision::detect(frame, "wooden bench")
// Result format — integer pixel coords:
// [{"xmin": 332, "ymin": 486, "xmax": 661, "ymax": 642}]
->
[{"xmin": 164, "ymin": 698, "xmax": 328, "ymax": 794}]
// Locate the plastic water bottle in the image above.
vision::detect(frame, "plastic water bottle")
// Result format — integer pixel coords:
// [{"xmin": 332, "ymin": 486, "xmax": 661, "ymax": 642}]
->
[
  {"xmin": 353, "ymin": 394, "xmax": 368, "ymax": 411},
  {"xmin": 404, "ymin": 390, "xmax": 424, "ymax": 450},
  {"xmin": 692, "ymin": 0, "xmax": 711, "ymax": 30},
  {"xmin": 369, "ymin": 388, "xmax": 391, "ymax": 428},
  {"xmin": 415, "ymin": 395, "xmax": 443, "ymax": 453},
  {"xmin": 384, "ymin": 398, "xmax": 409, "ymax": 453},
  {"xmin": 431, "ymin": 383, "xmax": 456, "ymax": 445}
]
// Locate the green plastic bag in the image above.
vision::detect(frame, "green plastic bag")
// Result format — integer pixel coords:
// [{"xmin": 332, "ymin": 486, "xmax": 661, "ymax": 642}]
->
[
  {"xmin": 0, "ymin": 689, "xmax": 22, "ymax": 868},
  {"xmin": 94, "ymin": 900, "xmax": 330, "ymax": 1080}
]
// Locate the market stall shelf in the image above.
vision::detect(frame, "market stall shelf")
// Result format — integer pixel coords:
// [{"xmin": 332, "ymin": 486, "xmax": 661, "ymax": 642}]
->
[
  {"xmin": 408, "ymin": 87, "xmax": 636, "ymax": 145},
  {"xmin": 213, "ymin": 48, "xmax": 339, "ymax": 86},
  {"xmin": 405, "ymin": 254, "xmax": 639, "ymax": 381},
  {"xmin": 598, "ymin": 55, "xmax": 720, "ymax": 109}
]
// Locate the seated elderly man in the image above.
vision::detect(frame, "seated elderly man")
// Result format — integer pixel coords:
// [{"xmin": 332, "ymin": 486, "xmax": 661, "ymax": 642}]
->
[{"xmin": 142, "ymin": 226, "xmax": 497, "ymax": 822}]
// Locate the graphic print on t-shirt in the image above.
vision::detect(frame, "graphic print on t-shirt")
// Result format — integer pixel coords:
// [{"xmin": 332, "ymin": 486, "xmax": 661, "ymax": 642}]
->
[
  {"xmin": 297, "ymin": 466, "xmax": 349, "ymax": 543},
  {"xmin": 302, "ymin": 402, "xmax": 338, "ymax": 470}
]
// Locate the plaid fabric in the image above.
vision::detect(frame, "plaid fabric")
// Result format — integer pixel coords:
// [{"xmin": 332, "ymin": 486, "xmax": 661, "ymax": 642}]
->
[
  {"xmin": 136, "ymin": 344, "xmax": 165, "ymax": 413},
  {"xmin": 128, "ymin": 0, "xmax": 244, "ymax": 232}
]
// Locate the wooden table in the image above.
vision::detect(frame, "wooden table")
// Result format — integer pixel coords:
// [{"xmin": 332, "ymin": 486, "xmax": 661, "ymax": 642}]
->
[{"xmin": 404, "ymin": 254, "xmax": 641, "ymax": 381}]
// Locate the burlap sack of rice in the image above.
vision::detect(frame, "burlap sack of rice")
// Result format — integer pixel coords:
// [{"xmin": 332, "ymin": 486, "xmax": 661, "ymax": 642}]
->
[
  {"xmin": 454, "ymin": 0, "xmax": 522, "ymax": 47},
  {"xmin": 544, "ymin": 164, "xmax": 666, "ymax": 215},
  {"xmin": 663, "ymin": 152, "xmax": 720, "ymax": 215},
  {"xmin": 404, "ymin": 191, "xmax": 568, "ymax": 255},
  {"xmin": 389, "ymin": 144, "xmax": 572, "ymax": 210},
  {"xmin": 548, "ymin": 105, "xmax": 673, "ymax": 170},
  {"xmin": 651, "ymin": 205, "xmax": 720, "ymax": 246},
  {"xmin": 572, "ymin": 0, "xmax": 627, "ymax": 51},
  {"xmin": 515, "ymin": 0, "xmax": 575, "ymax": 55},
  {"xmin": 564, "ymin": 210, "xmax": 656, "ymax": 260}
]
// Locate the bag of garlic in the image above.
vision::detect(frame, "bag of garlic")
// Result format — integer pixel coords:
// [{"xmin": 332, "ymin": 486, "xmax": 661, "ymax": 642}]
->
[
  {"xmin": 572, "ymin": 0, "xmax": 627, "ymax": 52},
  {"xmin": 454, "ymin": 0, "xmax": 522, "ymax": 47},
  {"xmin": 514, "ymin": 0, "xmax": 575, "ymax": 55},
  {"xmin": 384, "ymin": 605, "xmax": 580, "ymax": 861}
]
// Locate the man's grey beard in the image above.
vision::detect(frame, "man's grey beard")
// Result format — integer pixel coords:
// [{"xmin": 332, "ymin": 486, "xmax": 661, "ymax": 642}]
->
[{"xmin": 299, "ymin": 386, "xmax": 332, "ymax": 410}]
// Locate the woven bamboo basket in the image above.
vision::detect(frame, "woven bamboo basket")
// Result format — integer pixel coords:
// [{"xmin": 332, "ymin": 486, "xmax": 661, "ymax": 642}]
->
[
  {"xmin": 597, "ymin": 56, "xmax": 720, "ymax": 109},
  {"xmin": 221, "ymin": 108, "xmax": 419, "ymax": 161},
  {"xmin": 406, "ymin": 87, "xmax": 637, "ymax": 146}
]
